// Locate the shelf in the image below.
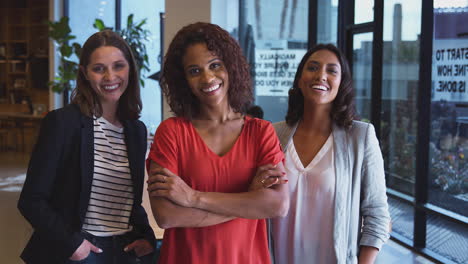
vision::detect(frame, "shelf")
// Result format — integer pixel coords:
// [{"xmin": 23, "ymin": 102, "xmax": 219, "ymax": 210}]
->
[
  {"xmin": 0, "ymin": 0, "xmax": 49, "ymax": 110},
  {"xmin": 9, "ymin": 87, "xmax": 28, "ymax": 91},
  {"xmin": 7, "ymin": 60, "xmax": 25, "ymax": 63},
  {"xmin": 9, "ymin": 24, "xmax": 28, "ymax": 27},
  {"xmin": 9, "ymin": 72, "xmax": 27, "ymax": 75}
]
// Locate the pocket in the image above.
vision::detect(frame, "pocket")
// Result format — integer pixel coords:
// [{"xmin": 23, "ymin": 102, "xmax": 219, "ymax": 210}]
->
[
  {"xmin": 67, "ymin": 252, "xmax": 93, "ymax": 264},
  {"xmin": 125, "ymin": 251, "xmax": 154, "ymax": 264}
]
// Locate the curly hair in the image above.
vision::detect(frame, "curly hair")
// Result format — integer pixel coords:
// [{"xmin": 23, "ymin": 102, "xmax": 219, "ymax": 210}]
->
[
  {"xmin": 285, "ymin": 43, "xmax": 356, "ymax": 129},
  {"xmin": 71, "ymin": 30, "xmax": 142, "ymax": 120},
  {"xmin": 161, "ymin": 22, "xmax": 253, "ymax": 119}
]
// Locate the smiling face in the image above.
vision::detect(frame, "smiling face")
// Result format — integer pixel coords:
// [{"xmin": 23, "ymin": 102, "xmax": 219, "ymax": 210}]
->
[
  {"xmin": 299, "ymin": 49, "xmax": 342, "ymax": 108},
  {"xmin": 182, "ymin": 42, "xmax": 229, "ymax": 110},
  {"xmin": 83, "ymin": 46, "xmax": 130, "ymax": 107}
]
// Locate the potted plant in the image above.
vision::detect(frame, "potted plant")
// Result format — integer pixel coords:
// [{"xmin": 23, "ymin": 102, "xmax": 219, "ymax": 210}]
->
[{"xmin": 48, "ymin": 16, "xmax": 82, "ymax": 104}]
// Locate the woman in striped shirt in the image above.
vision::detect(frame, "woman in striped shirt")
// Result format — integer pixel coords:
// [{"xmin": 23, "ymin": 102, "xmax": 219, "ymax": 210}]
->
[{"xmin": 18, "ymin": 30, "xmax": 155, "ymax": 264}]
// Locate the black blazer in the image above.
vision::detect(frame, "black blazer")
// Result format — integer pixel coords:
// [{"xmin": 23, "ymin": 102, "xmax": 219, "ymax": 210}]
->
[{"xmin": 18, "ymin": 104, "xmax": 155, "ymax": 263}]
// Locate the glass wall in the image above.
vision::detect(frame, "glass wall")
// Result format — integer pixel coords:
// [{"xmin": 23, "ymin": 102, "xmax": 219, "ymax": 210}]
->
[
  {"xmin": 317, "ymin": 0, "xmax": 338, "ymax": 44},
  {"xmin": 428, "ymin": 2, "xmax": 468, "ymax": 262},
  {"xmin": 354, "ymin": 0, "xmax": 373, "ymax": 24},
  {"xmin": 379, "ymin": 0, "xmax": 421, "ymax": 249},
  {"xmin": 69, "ymin": 0, "xmax": 115, "ymax": 56},
  {"xmin": 121, "ymin": 0, "xmax": 164, "ymax": 135},
  {"xmin": 429, "ymin": 1, "xmax": 468, "ymax": 217},
  {"xmin": 352, "ymin": 32, "xmax": 373, "ymax": 120},
  {"xmin": 237, "ymin": 0, "xmax": 309, "ymax": 122},
  {"xmin": 380, "ymin": 1, "xmax": 421, "ymax": 196}
]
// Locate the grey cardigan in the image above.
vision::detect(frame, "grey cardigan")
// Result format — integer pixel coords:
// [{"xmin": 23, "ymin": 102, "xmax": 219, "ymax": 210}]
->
[{"xmin": 272, "ymin": 120, "xmax": 391, "ymax": 264}]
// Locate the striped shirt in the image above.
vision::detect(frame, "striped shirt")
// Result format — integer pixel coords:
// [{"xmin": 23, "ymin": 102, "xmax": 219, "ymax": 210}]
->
[{"xmin": 82, "ymin": 116, "xmax": 134, "ymax": 236}]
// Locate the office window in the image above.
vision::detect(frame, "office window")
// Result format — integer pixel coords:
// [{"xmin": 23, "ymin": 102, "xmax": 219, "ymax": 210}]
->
[
  {"xmin": 237, "ymin": 0, "xmax": 309, "ymax": 122},
  {"xmin": 121, "ymin": 0, "xmax": 164, "ymax": 134},
  {"xmin": 69, "ymin": 0, "xmax": 115, "ymax": 53},
  {"xmin": 352, "ymin": 32, "xmax": 373, "ymax": 120},
  {"xmin": 429, "ymin": 2, "xmax": 468, "ymax": 217},
  {"xmin": 380, "ymin": 1, "xmax": 421, "ymax": 197},
  {"xmin": 317, "ymin": 0, "xmax": 338, "ymax": 44},
  {"xmin": 354, "ymin": 0, "xmax": 373, "ymax": 24}
]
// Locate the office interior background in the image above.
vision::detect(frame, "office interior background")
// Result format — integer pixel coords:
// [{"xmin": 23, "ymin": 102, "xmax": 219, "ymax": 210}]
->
[{"xmin": 0, "ymin": 0, "xmax": 467, "ymax": 263}]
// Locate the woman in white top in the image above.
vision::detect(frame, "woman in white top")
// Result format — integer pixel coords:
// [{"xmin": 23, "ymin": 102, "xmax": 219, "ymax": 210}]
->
[{"xmin": 262, "ymin": 44, "xmax": 391, "ymax": 264}]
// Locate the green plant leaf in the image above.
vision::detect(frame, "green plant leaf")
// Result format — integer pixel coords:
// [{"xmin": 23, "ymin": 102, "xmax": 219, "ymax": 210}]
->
[
  {"xmin": 127, "ymin": 14, "xmax": 134, "ymax": 28},
  {"xmin": 93, "ymin": 19, "xmax": 106, "ymax": 31},
  {"xmin": 136, "ymin": 19, "xmax": 147, "ymax": 28},
  {"xmin": 60, "ymin": 45, "xmax": 73, "ymax": 57},
  {"xmin": 94, "ymin": 19, "xmax": 104, "ymax": 30},
  {"xmin": 63, "ymin": 35, "xmax": 76, "ymax": 42},
  {"xmin": 72, "ymin": 43, "xmax": 82, "ymax": 57}
]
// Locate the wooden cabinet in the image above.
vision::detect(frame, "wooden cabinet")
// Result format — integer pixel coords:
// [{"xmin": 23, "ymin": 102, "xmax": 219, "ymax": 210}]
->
[{"xmin": 0, "ymin": 0, "xmax": 49, "ymax": 110}]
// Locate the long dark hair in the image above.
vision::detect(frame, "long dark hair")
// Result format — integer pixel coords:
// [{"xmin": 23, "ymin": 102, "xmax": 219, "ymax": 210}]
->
[
  {"xmin": 161, "ymin": 22, "xmax": 253, "ymax": 119},
  {"xmin": 71, "ymin": 30, "xmax": 142, "ymax": 120},
  {"xmin": 285, "ymin": 44, "xmax": 356, "ymax": 128}
]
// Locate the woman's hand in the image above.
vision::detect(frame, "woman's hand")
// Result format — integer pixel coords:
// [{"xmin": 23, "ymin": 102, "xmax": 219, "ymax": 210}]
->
[
  {"xmin": 249, "ymin": 163, "xmax": 288, "ymax": 191},
  {"xmin": 124, "ymin": 239, "xmax": 154, "ymax": 257},
  {"xmin": 69, "ymin": 239, "xmax": 102, "ymax": 261},
  {"xmin": 147, "ymin": 167, "xmax": 198, "ymax": 207}
]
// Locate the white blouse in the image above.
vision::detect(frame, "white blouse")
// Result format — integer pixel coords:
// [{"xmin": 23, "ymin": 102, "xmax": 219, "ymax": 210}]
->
[{"xmin": 272, "ymin": 134, "xmax": 337, "ymax": 264}]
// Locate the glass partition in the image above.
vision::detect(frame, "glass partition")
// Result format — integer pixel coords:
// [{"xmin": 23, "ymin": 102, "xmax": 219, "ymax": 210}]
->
[
  {"xmin": 352, "ymin": 32, "xmax": 373, "ymax": 121},
  {"xmin": 69, "ymin": 0, "xmax": 115, "ymax": 54},
  {"xmin": 317, "ymin": 0, "xmax": 338, "ymax": 45},
  {"xmin": 380, "ymin": 1, "xmax": 421, "ymax": 196},
  {"xmin": 121, "ymin": 0, "xmax": 164, "ymax": 134},
  {"xmin": 429, "ymin": 2, "xmax": 468, "ymax": 219},
  {"xmin": 236, "ymin": 0, "xmax": 309, "ymax": 122},
  {"xmin": 354, "ymin": 0, "xmax": 374, "ymax": 24}
]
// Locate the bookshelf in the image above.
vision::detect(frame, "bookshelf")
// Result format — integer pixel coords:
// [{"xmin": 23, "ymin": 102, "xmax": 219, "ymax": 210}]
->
[{"xmin": 0, "ymin": 0, "xmax": 49, "ymax": 109}]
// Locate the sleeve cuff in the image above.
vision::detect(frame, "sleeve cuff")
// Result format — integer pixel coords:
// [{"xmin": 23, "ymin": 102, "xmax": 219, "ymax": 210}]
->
[{"xmin": 359, "ymin": 234, "xmax": 389, "ymax": 250}]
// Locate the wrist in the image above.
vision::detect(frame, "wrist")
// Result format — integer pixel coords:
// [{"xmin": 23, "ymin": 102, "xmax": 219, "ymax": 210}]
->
[{"xmin": 191, "ymin": 190, "xmax": 202, "ymax": 208}]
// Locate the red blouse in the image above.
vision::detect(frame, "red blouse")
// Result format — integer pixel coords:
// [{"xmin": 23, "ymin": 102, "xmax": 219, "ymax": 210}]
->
[{"xmin": 147, "ymin": 116, "xmax": 284, "ymax": 264}]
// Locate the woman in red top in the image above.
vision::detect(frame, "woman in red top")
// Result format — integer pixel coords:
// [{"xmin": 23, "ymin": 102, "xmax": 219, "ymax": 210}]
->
[{"xmin": 146, "ymin": 22, "xmax": 289, "ymax": 263}]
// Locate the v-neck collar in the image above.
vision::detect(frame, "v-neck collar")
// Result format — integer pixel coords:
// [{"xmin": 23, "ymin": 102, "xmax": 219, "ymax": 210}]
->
[
  {"xmin": 289, "ymin": 133, "xmax": 333, "ymax": 170},
  {"xmin": 187, "ymin": 115, "xmax": 249, "ymax": 158}
]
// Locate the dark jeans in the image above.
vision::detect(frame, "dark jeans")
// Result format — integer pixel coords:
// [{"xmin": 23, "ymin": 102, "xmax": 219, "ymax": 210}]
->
[{"xmin": 66, "ymin": 231, "xmax": 154, "ymax": 264}]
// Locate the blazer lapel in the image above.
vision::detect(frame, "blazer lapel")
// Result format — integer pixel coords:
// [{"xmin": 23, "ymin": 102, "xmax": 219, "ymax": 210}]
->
[
  {"xmin": 79, "ymin": 114, "xmax": 94, "ymax": 222},
  {"xmin": 124, "ymin": 120, "xmax": 142, "ymax": 199},
  {"xmin": 332, "ymin": 124, "xmax": 350, "ymax": 263}
]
